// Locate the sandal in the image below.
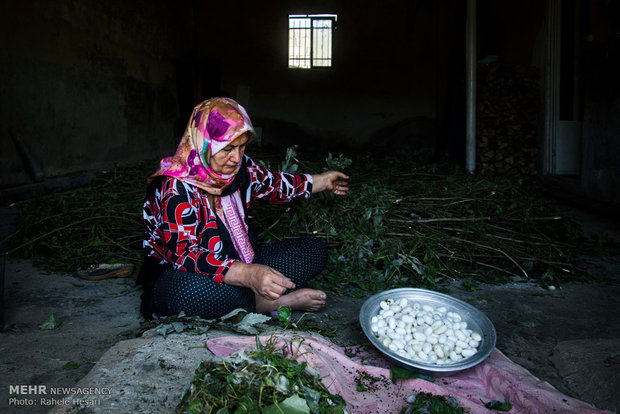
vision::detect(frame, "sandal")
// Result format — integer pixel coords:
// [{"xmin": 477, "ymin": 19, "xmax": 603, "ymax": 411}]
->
[{"xmin": 76, "ymin": 263, "xmax": 135, "ymax": 281}]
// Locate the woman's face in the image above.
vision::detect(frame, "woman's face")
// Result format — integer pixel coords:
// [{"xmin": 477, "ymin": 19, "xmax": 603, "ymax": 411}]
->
[{"xmin": 209, "ymin": 133, "xmax": 249, "ymax": 175}]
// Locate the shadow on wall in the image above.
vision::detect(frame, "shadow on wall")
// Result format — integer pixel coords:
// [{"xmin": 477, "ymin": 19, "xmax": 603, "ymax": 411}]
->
[
  {"xmin": 252, "ymin": 118, "xmax": 353, "ymax": 153},
  {"xmin": 254, "ymin": 118, "xmax": 314, "ymax": 149},
  {"xmin": 367, "ymin": 116, "xmax": 437, "ymax": 161},
  {"xmin": 252, "ymin": 116, "xmax": 438, "ymax": 161}
]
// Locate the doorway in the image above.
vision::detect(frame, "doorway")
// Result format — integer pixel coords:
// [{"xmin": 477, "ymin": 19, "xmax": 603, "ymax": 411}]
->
[{"xmin": 545, "ymin": 0, "xmax": 584, "ymax": 176}]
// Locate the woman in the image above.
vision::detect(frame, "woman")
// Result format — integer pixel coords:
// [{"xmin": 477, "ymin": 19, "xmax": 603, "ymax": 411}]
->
[{"xmin": 137, "ymin": 97, "xmax": 349, "ymax": 320}]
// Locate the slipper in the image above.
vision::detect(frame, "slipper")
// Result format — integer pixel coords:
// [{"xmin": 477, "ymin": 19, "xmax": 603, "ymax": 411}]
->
[{"xmin": 76, "ymin": 263, "xmax": 135, "ymax": 281}]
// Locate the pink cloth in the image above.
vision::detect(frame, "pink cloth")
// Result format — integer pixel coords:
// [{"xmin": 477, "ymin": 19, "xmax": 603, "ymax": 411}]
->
[{"xmin": 207, "ymin": 334, "xmax": 612, "ymax": 414}]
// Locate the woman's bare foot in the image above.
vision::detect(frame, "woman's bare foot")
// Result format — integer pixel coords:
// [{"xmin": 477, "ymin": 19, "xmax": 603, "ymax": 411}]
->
[{"xmin": 255, "ymin": 288, "xmax": 327, "ymax": 313}]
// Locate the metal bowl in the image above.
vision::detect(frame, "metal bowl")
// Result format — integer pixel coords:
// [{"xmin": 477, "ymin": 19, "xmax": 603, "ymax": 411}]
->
[{"xmin": 359, "ymin": 287, "xmax": 496, "ymax": 375}]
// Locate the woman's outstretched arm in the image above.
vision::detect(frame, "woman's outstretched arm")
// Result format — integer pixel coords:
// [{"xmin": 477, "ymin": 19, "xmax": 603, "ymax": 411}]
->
[{"xmin": 311, "ymin": 171, "xmax": 350, "ymax": 195}]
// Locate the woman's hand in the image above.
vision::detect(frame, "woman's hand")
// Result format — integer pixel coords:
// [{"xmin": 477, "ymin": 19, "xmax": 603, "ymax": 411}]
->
[
  {"xmin": 224, "ymin": 262, "xmax": 295, "ymax": 300},
  {"xmin": 312, "ymin": 171, "xmax": 350, "ymax": 195},
  {"xmin": 247, "ymin": 264, "xmax": 296, "ymax": 300}
]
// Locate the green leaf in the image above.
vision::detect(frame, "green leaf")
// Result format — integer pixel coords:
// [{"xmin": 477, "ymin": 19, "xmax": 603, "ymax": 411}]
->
[
  {"xmin": 220, "ymin": 308, "xmax": 247, "ymax": 322},
  {"xmin": 389, "ymin": 365, "xmax": 434, "ymax": 383},
  {"xmin": 39, "ymin": 314, "xmax": 60, "ymax": 330},
  {"xmin": 277, "ymin": 305, "xmax": 292, "ymax": 325},
  {"xmin": 405, "ymin": 393, "xmax": 466, "ymax": 413},
  {"xmin": 154, "ymin": 323, "xmax": 172, "ymax": 337},
  {"xmin": 262, "ymin": 395, "xmax": 310, "ymax": 414},
  {"xmin": 462, "ymin": 278, "xmax": 478, "ymax": 292},
  {"xmin": 485, "ymin": 399, "xmax": 513, "ymax": 411},
  {"xmin": 172, "ymin": 322, "xmax": 185, "ymax": 332},
  {"xmin": 234, "ymin": 312, "xmax": 271, "ymax": 334},
  {"xmin": 300, "ymin": 384, "xmax": 321, "ymax": 412},
  {"xmin": 62, "ymin": 361, "xmax": 79, "ymax": 370},
  {"xmin": 187, "ymin": 399, "xmax": 205, "ymax": 414}
]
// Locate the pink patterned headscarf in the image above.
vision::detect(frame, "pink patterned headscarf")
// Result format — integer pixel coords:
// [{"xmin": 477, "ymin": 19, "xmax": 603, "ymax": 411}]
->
[
  {"xmin": 150, "ymin": 97, "xmax": 256, "ymax": 263},
  {"xmin": 150, "ymin": 97, "xmax": 255, "ymax": 195}
]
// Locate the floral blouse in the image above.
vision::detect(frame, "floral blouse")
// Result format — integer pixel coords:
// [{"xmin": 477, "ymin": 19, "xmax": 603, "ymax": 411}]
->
[{"xmin": 142, "ymin": 155, "xmax": 312, "ymax": 284}]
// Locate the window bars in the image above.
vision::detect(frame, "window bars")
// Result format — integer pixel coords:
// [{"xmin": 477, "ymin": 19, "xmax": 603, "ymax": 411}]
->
[{"xmin": 288, "ymin": 14, "xmax": 337, "ymax": 69}]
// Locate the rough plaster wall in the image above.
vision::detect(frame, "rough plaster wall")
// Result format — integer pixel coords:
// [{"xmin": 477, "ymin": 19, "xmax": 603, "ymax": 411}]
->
[
  {"xmin": 581, "ymin": 2, "xmax": 620, "ymax": 206},
  {"xmin": 582, "ymin": 91, "xmax": 620, "ymax": 206},
  {"xmin": 191, "ymin": 0, "xmax": 545, "ymax": 158},
  {"xmin": 0, "ymin": 1, "xmax": 189, "ymax": 188},
  {"xmin": 2, "ymin": 0, "xmax": 616, "ymax": 208},
  {"xmin": 192, "ymin": 0, "xmax": 451, "ymax": 152}
]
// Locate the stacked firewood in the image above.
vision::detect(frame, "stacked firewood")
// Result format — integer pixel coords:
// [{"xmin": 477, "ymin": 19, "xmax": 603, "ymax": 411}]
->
[{"xmin": 476, "ymin": 61, "xmax": 540, "ymax": 179}]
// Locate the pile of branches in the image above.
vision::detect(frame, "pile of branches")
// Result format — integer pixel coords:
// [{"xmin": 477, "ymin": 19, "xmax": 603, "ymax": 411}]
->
[
  {"xmin": 3, "ymin": 147, "xmax": 590, "ymax": 296},
  {"xmin": 251, "ymin": 149, "xmax": 588, "ymax": 296},
  {"xmin": 3, "ymin": 163, "xmax": 148, "ymax": 273}
]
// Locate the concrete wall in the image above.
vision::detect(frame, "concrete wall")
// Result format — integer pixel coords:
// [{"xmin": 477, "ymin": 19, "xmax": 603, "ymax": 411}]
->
[
  {"xmin": 0, "ymin": 0, "xmax": 617, "ymax": 206},
  {"xmin": 0, "ymin": 0, "xmax": 544, "ymax": 187},
  {"xmin": 0, "ymin": 0, "xmax": 190, "ymax": 187},
  {"xmin": 581, "ymin": 1, "xmax": 620, "ymax": 206},
  {"xmin": 190, "ymin": 0, "xmax": 462, "ymax": 153}
]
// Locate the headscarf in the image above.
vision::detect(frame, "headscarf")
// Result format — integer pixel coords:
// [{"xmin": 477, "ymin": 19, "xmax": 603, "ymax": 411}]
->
[
  {"xmin": 150, "ymin": 97, "xmax": 255, "ymax": 194},
  {"xmin": 150, "ymin": 97, "xmax": 256, "ymax": 263}
]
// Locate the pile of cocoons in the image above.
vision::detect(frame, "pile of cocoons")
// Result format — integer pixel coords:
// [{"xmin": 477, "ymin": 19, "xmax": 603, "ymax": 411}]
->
[{"xmin": 370, "ymin": 298, "xmax": 482, "ymax": 364}]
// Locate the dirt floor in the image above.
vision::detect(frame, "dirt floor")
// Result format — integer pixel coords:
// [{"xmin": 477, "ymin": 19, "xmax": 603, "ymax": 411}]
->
[{"xmin": 1, "ymin": 202, "xmax": 619, "ymax": 413}]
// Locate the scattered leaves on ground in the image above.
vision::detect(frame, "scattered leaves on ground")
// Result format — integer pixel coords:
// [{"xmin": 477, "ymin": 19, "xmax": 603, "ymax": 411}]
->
[{"xmin": 3, "ymin": 146, "xmax": 609, "ymax": 296}]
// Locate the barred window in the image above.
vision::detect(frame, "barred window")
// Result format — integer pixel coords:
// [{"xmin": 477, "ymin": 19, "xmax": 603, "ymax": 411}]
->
[{"xmin": 288, "ymin": 14, "xmax": 337, "ymax": 69}]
